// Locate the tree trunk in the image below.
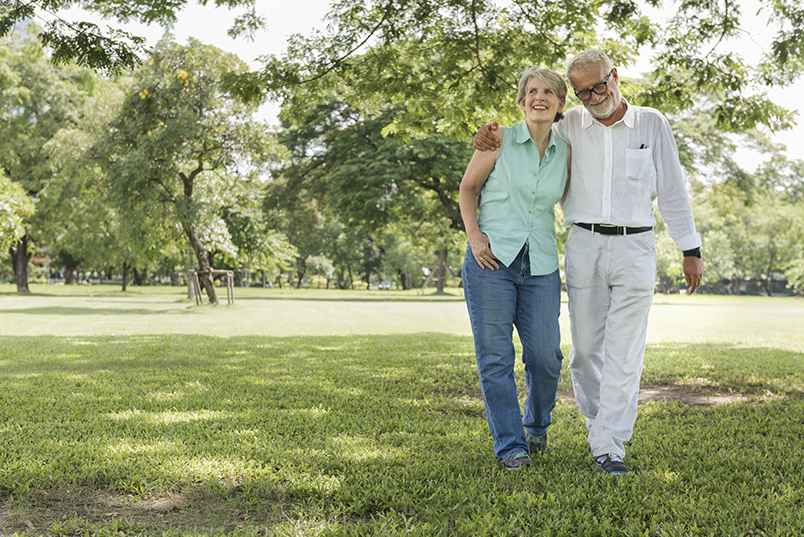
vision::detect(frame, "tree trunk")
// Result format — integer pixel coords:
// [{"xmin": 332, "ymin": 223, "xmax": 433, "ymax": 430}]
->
[
  {"xmin": 10, "ymin": 234, "xmax": 31, "ymax": 294},
  {"xmin": 398, "ymin": 270, "xmax": 411, "ymax": 290},
  {"xmin": 185, "ymin": 248, "xmax": 195, "ymax": 299},
  {"xmin": 296, "ymin": 257, "xmax": 306, "ymax": 289},
  {"xmin": 132, "ymin": 268, "xmax": 144, "ymax": 286},
  {"xmin": 184, "ymin": 223, "xmax": 218, "ymax": 305},
  {"xmin": 260, "ymin": 270, "xmax": 267, "ymax": 288},
  {"xmin": 64, "ymin": 262, "xmax": 79, "ymax": 285},
  {"xmin": 122, "ymin": 262, "xmax": 130, "ymax": 292},
  {"xmin": 434, "ymin": 247, "xmax": 448, "ymax": 295}
]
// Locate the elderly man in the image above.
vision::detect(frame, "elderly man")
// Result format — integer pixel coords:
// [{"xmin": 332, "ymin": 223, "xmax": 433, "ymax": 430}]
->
[{"xmin": 474, "ymin": 50, "xmax": 704, "ymax": 475}]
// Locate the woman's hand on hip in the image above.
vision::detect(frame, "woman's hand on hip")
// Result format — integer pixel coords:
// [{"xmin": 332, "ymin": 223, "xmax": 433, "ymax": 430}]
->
[{"xmin": 470, "ymin": 232, "xmax": 500, "ymax": 270}]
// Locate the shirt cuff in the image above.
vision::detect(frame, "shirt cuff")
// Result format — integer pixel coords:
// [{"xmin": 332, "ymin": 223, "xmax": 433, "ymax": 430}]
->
[
  {"xmin": 675, "ymin": 232, "xmax": 701, "ymax": 252},
  {"xmin": 683, "ymin": 247, "xmax": 701, "ymax": 258}
]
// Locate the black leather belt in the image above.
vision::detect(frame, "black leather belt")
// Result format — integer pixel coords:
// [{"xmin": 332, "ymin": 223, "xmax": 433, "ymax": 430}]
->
[{"xmin": 575, "ymin": 223, "xmax": 653, "ymax": 236}]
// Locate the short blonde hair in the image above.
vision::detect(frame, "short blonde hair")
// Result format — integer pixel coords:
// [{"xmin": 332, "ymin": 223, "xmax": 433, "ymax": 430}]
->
[
  {"xmin": 516, "ymin": 67, "xmax": 568, "ymax": 107},
  {"xmin": 567, "ymin": 49, "xmax": 613, "ymax": 78}
]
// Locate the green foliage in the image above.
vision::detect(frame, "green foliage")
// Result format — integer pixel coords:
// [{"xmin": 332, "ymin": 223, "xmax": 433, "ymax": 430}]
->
[
  {"xmin": 0, "ymin": 28, "xmax": 95, "ymax": 285},
  {"xmin": 0, "ymin": 171, "xmax": 34, "ymax": 252},
  {"xmin": 251, "ymin": 0, "xmax": 803, "ymax": 139},
  {"xmin": 39, "ymin": 75, "xmax": 180, "ymax": 276},
  {"xmin": 0, "ymin": 30, "xmax": 88, "ymax": 198},
  {"xmin": 98, "ymin": 36, "xmax": 291, "ymax": 283},
  {"xmin": 277, "ymin": 99, "xmax": 470, "ymax": 233},
  {"xmin": 0, "ymin": 1, "xmax": 262, "ymax": 73},
  {"xmin": 695, "ymin": 181, "xmax": 804, "ymax": 293},
  {"xmin": 655, "ymin": 230, "xmax": 683, "ymax": 293},
  {"xmin": 272, "ymin": 96, "xmax": 471, "ymax": 288}
]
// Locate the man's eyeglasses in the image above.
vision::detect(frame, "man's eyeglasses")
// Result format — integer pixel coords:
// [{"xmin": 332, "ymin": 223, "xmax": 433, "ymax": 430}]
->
[{"xmin": 574, "ymin": 69, "xmax": 614, "ymax": 101}]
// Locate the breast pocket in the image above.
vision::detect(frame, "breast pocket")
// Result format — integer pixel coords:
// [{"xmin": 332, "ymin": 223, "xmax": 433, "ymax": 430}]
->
[{"xmin": 625, "ymin": 148, "xmax": 656, "ymax": 182}]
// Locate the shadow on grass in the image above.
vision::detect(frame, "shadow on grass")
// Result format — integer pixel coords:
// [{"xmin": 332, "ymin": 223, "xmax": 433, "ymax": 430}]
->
[
  {"xmin": 0, "ymin": 291, "xmax": 186, "ymax": 298},
  {"xmin": 231, "ymin": 295, "xmax": 466, "ymax": 303},
  {"xmin": 0, "ymin": 306, "xmax": 195, "ymax": 316}
]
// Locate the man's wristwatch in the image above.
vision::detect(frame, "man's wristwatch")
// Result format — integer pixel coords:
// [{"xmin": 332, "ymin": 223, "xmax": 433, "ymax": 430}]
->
[{"xmin": 683, "ymin": 247, "xmax": 701, "ymax": 258}]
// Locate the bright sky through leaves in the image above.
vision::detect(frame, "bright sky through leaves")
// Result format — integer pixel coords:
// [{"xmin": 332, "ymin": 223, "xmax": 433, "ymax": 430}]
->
[{"xmin": 50, "ymin": 0, "xmax": 804, "ymax": 170}]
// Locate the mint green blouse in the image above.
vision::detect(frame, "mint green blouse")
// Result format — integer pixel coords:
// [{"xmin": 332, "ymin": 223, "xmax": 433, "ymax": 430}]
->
[{"xmin": 478, "ymin": 121, "xmax": 569, "ymax": 276}]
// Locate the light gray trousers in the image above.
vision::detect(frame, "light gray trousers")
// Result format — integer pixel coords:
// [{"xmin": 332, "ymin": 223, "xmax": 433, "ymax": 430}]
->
[{"xmin": 565, "ymin": 225, "xmax": 656, "ymax": 459}]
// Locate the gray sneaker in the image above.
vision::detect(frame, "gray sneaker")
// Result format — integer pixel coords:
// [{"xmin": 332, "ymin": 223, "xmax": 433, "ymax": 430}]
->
[
  {"xmin": 499, "ymin": 450, "xmax": 532, "ymax": 471},
  {"xmin": 526, "ymin": 432, "xmax": 547, "ymax": 454},
  {"xmin": 595, "ymin": 454, "xmax": 628, "ymax": 476}
]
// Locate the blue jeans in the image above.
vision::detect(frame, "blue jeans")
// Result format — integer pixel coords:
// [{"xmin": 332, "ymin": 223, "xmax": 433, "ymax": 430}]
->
[{"xmin": 462, "ymin": 243, "xmax": 563, "ymax": 459}]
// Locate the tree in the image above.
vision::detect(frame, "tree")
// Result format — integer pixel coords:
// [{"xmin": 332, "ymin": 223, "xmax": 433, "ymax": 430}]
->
[
  {"xmin": 700, "ymin": 229, "xmax": 736, "ymax": 292},
  {"xmin": 99, "ymin": 36, "xmax": 274, "ymax": 304},
  {"xmin": 39, "ymin": 74, "xmax": 183, "ymax": 290},
  {"xmin": 221, "ymin": 184, "xmax": 297, "ymax": 285},
  {"xmin": 246, "ymin": 0, "xmax": 802, "ymax": 140},
  {"xmin": 0, "ymin": 172, "xmax": 34, "ymax": 253},
  {"xmin": 274, "ymin": 97, "xmax": 471, "ymax": 292},
  {"xmin": 0, "ymin": 29, "xmax": 92, "ymax": 293}
]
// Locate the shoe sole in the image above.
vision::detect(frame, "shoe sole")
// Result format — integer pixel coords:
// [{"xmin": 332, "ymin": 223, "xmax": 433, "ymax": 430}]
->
[
  {"xmin": 501, "ymin": 460, "xmax": 532, "ymax": 471},
  {"xmin": 595, "ymin": 465, "xmax": 627, "ymax": 476}
]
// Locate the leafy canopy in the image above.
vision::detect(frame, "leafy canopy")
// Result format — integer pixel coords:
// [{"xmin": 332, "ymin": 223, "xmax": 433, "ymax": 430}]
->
[
  {"xmin": 247, "ymin": 0, "xmax": 803, "ymax": 137},
  {"xmin": 0, "ymin": 0, "xmax": 262, "ymax": 72}
]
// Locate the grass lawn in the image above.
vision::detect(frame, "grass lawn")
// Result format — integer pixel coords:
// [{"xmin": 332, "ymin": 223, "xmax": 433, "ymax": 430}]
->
[
  {"xmin": 0, "ymin": 334, "xmax": 802, "ymax": 536},
  {"xmin": 2, "ymin": 285, "xmax": 804, "ymax": 351}
]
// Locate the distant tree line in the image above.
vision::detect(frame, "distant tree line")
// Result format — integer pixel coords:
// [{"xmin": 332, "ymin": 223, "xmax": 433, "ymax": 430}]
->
[{"xmin": 2, "ymin": 0, "xmax": 803, "ymax": 297}]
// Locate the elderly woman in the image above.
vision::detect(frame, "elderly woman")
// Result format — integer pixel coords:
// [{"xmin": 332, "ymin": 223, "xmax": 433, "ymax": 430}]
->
[{"xmin": 459, "ymin": 67, "xmax": 569, "ymax": 470}]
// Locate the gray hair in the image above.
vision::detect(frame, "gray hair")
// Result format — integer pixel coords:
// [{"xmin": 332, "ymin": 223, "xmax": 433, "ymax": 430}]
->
[
  {"xmin": 566, "ymin": 49, "xmax": 613, "ymax": 78},
  {"xmin": 516, "ymin": 67, "xmax": 568, "ymax": 107}
]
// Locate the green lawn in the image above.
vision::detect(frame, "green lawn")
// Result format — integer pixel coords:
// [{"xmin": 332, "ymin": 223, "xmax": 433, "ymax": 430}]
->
[
  {"xmin": 0, "ymin": 287, "xmax": 802, "ymax": 535},
  {"xmin": 0, "ymin": 334, "xmax": 801, "ymax": 535},
  {"xmin": 2, "ymin": 285, "xmax": 803, "ymax": 351}
]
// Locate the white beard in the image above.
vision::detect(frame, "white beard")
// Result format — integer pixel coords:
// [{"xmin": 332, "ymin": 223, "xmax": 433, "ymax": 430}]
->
[{"xmin": 587, "ymin": 94, "xmax": 617, "ymax": 119}]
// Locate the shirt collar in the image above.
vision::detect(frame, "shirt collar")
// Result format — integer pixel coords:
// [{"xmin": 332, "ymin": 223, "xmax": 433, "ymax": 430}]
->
[
  {"xmin": 581, "ymin": 99, "xmax": 635, "ymax": 129},
  {"xmin": 514, "ymin": 121, "xmax": 531, "ymax": 144},
  {"xmin": 514, "ymin": 121, "xmax": 558, "ymax": 153}
]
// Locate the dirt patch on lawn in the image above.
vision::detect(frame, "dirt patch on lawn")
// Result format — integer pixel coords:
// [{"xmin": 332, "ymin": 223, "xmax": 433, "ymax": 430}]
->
[
  {"xmin": 0, "ymin": 487, "xmax": 275, "ymax": 535},
  {"xmin": 637, "ymin": 385, "xmax": 751, "ymax": 405},
  {"xmin": 559, "ymin": 384, "xmax": 753, "ymax": 406}
]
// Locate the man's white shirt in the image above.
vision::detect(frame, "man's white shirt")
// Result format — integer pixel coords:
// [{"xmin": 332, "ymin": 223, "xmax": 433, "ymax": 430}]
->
[{"xmin": 556, "ymin": 101, "xmax": 701, "ymax": 251}]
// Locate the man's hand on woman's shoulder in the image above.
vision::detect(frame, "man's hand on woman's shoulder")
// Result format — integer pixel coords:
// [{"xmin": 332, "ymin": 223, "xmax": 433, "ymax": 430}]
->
[{"xmin": 473, "ymin": 122, "xmax": 503, "ymax": 151}]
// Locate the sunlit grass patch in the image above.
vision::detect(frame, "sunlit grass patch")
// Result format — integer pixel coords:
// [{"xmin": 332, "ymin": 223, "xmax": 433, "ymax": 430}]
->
[{"xmin": 0, "ymin": 334, "xmax": 800, "ymax": 535}]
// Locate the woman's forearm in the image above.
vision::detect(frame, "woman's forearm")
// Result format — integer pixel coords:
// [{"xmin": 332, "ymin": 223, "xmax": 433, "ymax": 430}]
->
[
  {"xmin": 459, "ymin": 184, "xmax": 482, "ymax": 240},
  {"xmin": 459, "ymin": 150, "xmax": 498, "ymax": 241}
]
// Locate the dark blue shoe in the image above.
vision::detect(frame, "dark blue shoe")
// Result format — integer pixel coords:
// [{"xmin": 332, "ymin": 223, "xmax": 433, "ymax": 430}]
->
[
  {"xmin": 499, "ymin": 450, "xmax": 532, "ymax": 471},
  {"xmin": 526, "ymin": 432, "xmax": 547, "ymax": 454},
  {"xmin": 595, "ymin": 454, "xmax": 628, "ymax": 476}
]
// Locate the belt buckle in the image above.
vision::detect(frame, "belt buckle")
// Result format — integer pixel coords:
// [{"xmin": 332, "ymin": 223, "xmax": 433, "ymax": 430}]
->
[{"xmin": 595, "ymin": 223, "xmax": 618, "ymax": 235}]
